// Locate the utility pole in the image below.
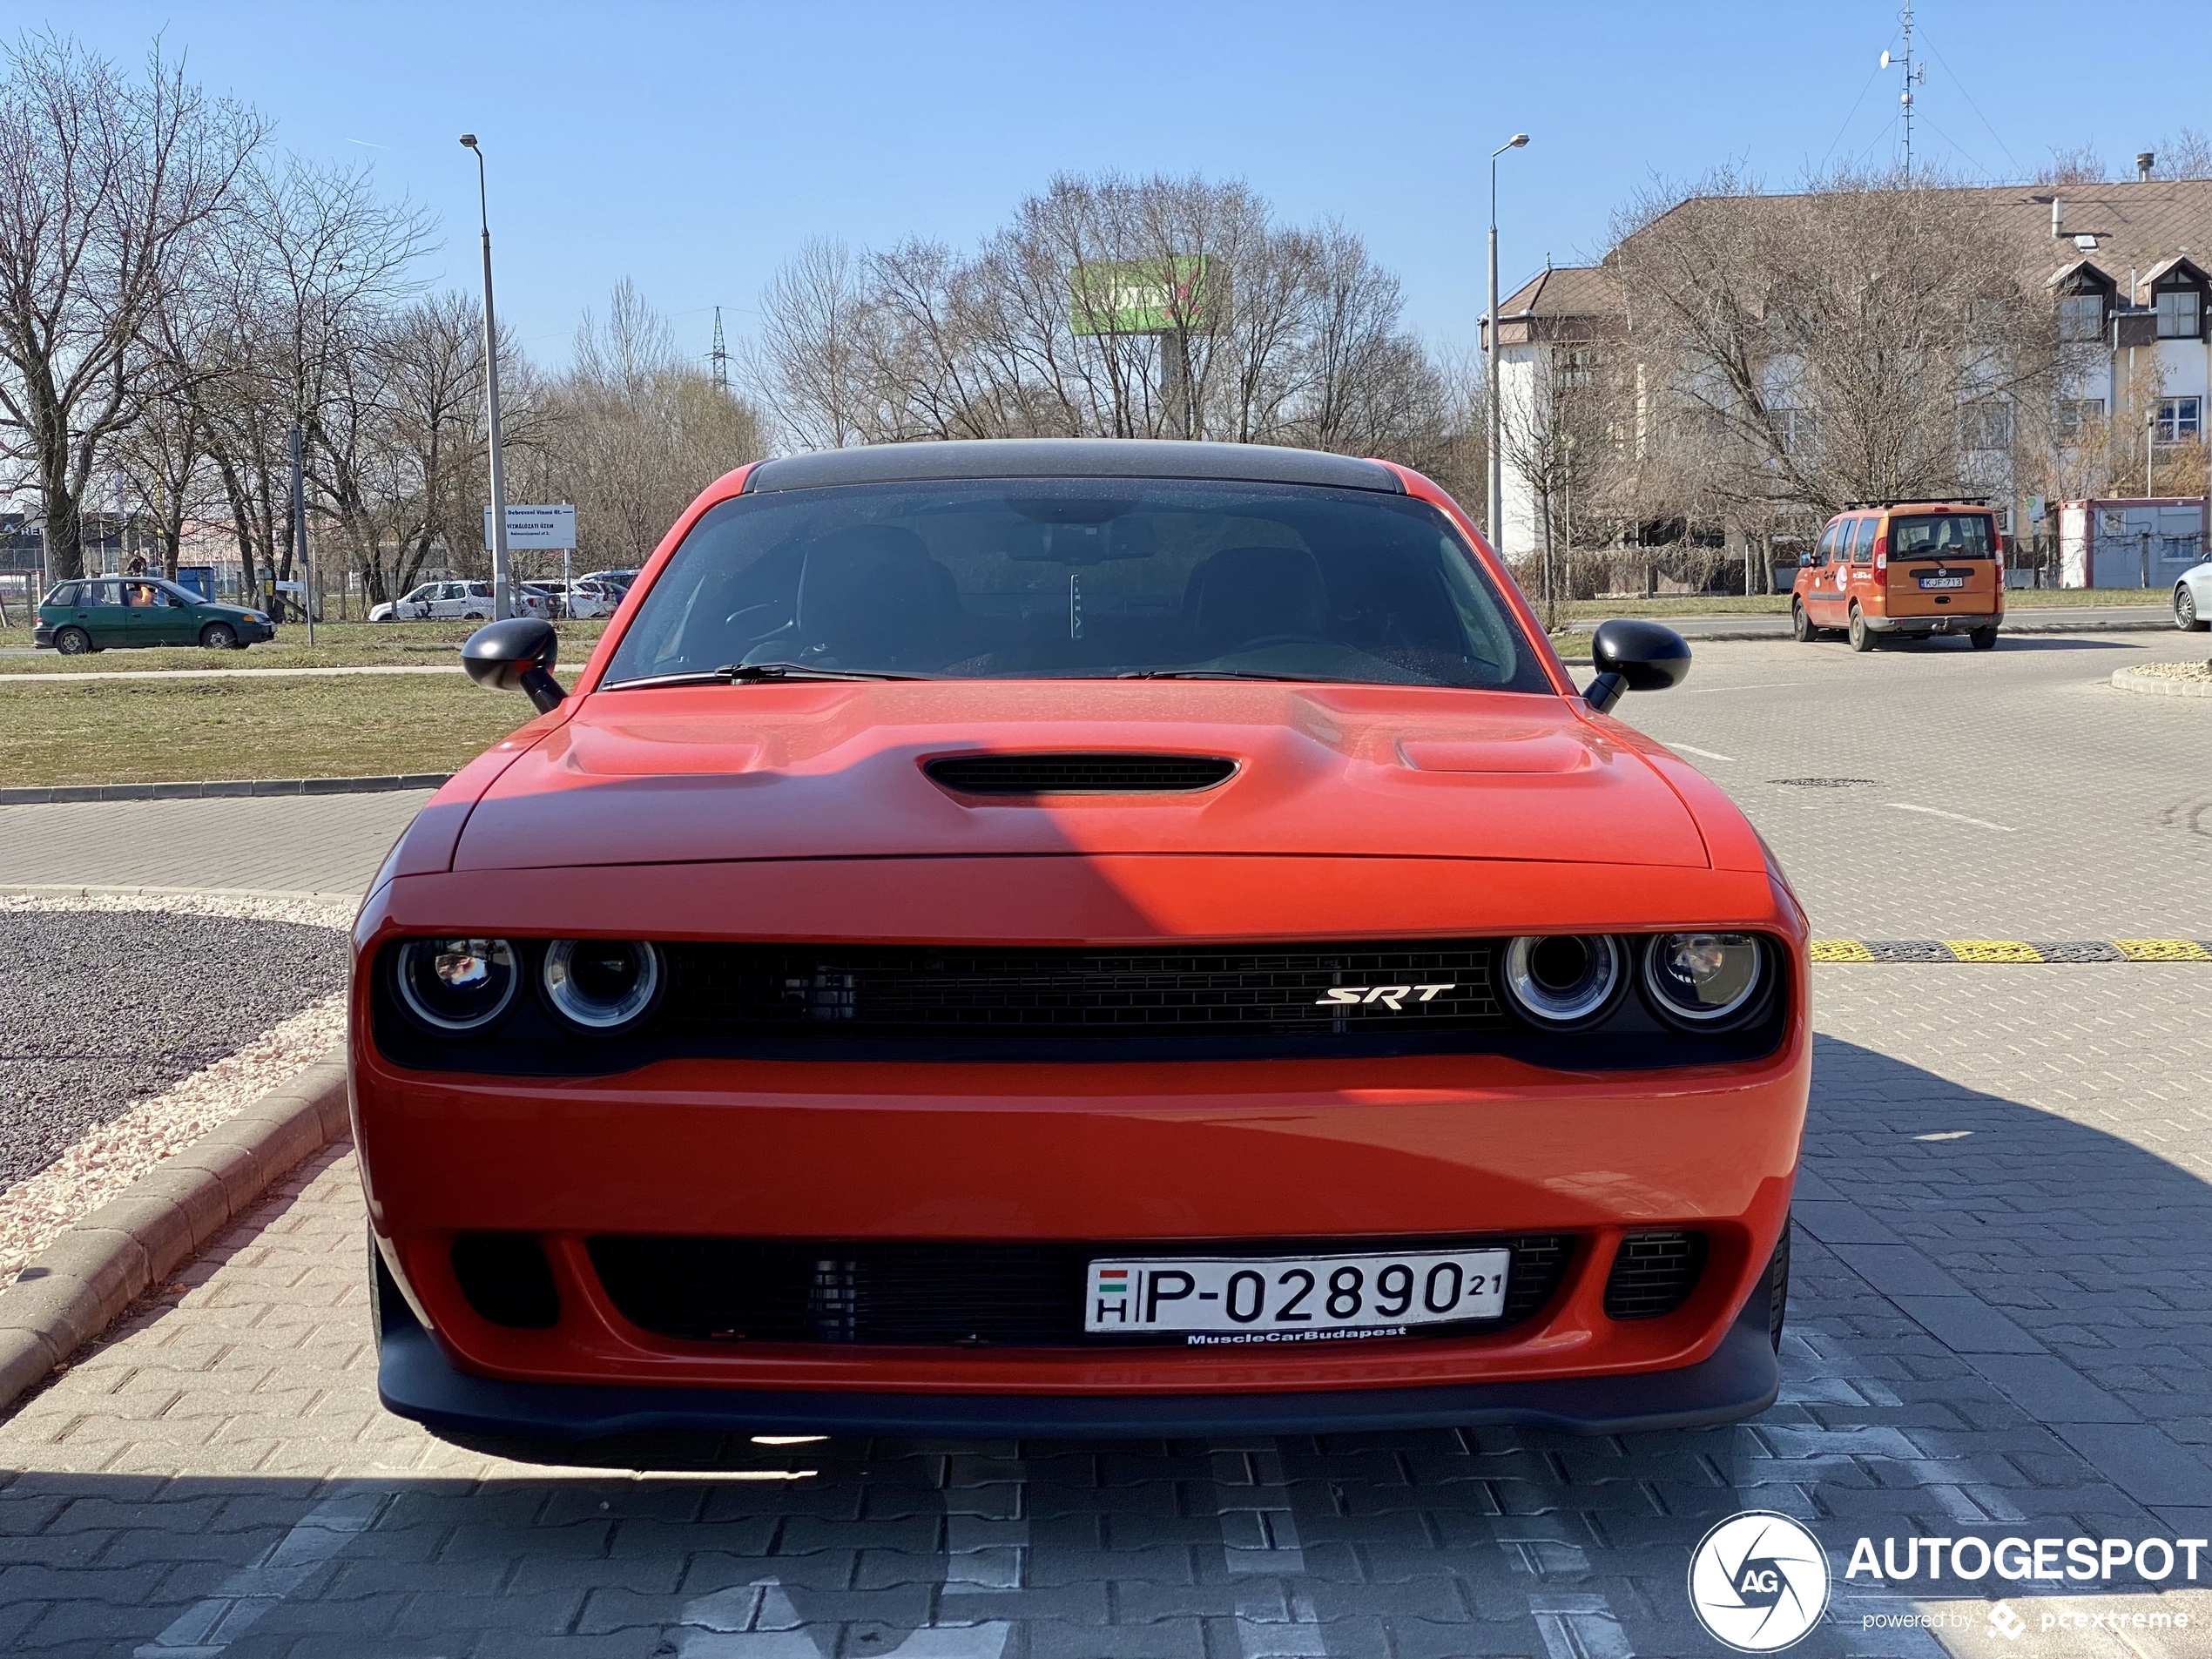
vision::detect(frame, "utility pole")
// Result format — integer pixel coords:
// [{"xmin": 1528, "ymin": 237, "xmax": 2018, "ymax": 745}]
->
[
  {"xmin": 709, "ymin": 306, "xmax": 730, "ymax": 395},
  {"xmin": 460, "ymin": 134, "xmax": 512, "ymax": 621},
  {"xmin": 1487, "ymin": 133, "xmax": 1530, "ymax": 552},
  {"xmin": 288, "ymin": 421, "xmax": 315, "ymax": 645}
]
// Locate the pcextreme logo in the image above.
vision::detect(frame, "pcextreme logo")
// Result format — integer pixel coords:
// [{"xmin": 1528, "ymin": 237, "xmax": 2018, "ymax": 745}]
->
[{"xmin": 1687, "ymin": 1511, "xmax": 1831, "ymax": 1652}]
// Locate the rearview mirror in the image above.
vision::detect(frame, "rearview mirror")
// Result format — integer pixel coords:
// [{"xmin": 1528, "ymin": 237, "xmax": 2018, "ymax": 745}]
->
[
  {"xmin": 1583, "ymin": 618, "xmax": 1690, "ymax": 715},
  {"xmin": 462, "ymin": 617, "xmax": 566, "ymax": 714}
]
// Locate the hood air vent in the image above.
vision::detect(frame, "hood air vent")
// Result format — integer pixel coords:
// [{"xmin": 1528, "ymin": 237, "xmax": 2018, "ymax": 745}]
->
[{"xmin": 926, "ymin": 752, "xmax": 1238, "ymax": 795}]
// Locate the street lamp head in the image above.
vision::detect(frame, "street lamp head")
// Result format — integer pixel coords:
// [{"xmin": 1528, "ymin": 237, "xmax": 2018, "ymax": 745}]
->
[
  {"xmin": 459, "ymin": 133, "xmax": 478, "ymax": 149},
  {"xmin": 1509, "ymin": 133, "xmax": 1529, "ymax": 148}
]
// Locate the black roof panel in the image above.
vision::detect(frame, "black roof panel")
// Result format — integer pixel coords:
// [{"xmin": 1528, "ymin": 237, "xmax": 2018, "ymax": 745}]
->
[{"xmin": 743, "ymin": 438, "xmax": 1403, "ymax": 496}]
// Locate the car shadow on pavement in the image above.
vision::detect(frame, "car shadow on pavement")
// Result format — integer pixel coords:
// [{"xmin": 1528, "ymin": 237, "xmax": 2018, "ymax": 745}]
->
[{"xmin": 3, "ymin": 1039, "xmax": 2210, "ymax": 1658}]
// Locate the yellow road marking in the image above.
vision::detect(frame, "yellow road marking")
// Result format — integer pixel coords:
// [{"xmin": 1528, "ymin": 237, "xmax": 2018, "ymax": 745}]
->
[{"xmin": 1810, "ymin": 940, "xmax": 1878, "ymax": 962}]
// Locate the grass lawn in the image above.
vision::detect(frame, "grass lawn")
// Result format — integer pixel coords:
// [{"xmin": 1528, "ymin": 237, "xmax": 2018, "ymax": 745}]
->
[
  {"xmin": 0, "ymin": 618, "xmax": 608, "ymax": 675},
  {"xmin": 0, "ymin": 672, "xmax": 532, "ymax": 786}
]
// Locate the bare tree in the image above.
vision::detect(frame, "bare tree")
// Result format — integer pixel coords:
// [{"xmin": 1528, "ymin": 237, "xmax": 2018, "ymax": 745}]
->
[
  {"xmin": 0, "ymin": 34, "xmax": 265, "ymax": 579},
  {"xmin": 1609, "ymin": 165, "xmax": 2060, "ymax": 527}
]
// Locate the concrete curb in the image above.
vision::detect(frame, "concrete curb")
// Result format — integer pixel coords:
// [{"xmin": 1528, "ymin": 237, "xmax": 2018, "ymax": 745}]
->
[
  {"xmin": 2111, "ymin": 665, "xmax": 2212, "ymax": 698},
  {"xmin": 0, "ymin": 773, "xmax": 449, "ymax": 806},
  {"xmin": 0, "ymin": 1049, "xmax": 350, "ymax": 1417}
]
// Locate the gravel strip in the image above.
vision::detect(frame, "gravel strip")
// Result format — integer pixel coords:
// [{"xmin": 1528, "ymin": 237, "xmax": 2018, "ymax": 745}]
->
[
  {"xmin": 2126, "ymin": 659, "xmax": 2212, "ymax": 681},
  {"xmin": 0, "ymin": 992, "xmax": 344, "ymax": 1286},
  {"xmin": 0, "ymin": 904, "xmax": 349, "ymax": 1190}
]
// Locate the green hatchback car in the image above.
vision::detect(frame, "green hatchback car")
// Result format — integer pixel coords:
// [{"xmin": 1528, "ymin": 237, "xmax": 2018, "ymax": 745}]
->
[{"xmin": 34, "ymin": 577, "xmax": 276, "ymax": 654}]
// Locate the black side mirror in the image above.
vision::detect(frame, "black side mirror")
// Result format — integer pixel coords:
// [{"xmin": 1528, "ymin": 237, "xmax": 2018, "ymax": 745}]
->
[
  {"xmin": 1797, "ymin": 552, "xmax": 1813, "ymax": 568},
  {"xmin": 1583, "ymin": 618, "xmax": 1690, "ymax": 715},
  {"xmin": 462, "ymin": 617, "xmax": 566, "ymax": 714}
]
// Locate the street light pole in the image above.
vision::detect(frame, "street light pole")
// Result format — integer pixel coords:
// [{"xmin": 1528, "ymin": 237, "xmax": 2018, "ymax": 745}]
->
[
  {"xmin": 1487, "ymin": 134, "xmax": 1529, "ymax": 555},
  {"xmin": 460, "ymin": 134, "xmax": 511, "ymax": 622}
]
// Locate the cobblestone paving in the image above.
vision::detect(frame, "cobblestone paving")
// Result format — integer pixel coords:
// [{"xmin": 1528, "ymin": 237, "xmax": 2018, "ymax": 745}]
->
[
  {"xmin": 3, "ymin": 969, "xmax": 2209, "ymax": 1658},
  {"xmin": 1608, "ymin": 629, "xmax": 2212, "ymax": 940}
]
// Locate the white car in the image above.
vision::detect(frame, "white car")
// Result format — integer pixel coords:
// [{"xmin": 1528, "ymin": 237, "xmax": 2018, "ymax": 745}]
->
[
  {"xmin": 2175, "ymin": 558, "xmax": 2212, "ymax": 631},
  {"xmin": 369, "ymin": 581, "xmax": 546, "ymax": 623},
  {"xmin": 564, "ymin": 570, "xmax": 637, "ymax": 620}
]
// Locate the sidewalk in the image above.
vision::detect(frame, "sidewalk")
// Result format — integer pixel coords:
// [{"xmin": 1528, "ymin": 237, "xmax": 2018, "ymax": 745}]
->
[{"xmin": 0, "ymin": 791, "xmax": 431, "ymax": 898}]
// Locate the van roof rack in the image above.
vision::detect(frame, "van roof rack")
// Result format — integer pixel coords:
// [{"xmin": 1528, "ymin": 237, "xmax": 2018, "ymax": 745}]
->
[{"xmin": 1839, "ymin": 496, "xmax": 1994, "ymax": 510}]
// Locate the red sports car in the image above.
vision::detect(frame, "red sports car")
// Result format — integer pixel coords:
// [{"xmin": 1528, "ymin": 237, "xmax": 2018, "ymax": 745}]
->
[{"xmin": 353, "ymin": 439, "xmax": 1808, "ymax": 1440}]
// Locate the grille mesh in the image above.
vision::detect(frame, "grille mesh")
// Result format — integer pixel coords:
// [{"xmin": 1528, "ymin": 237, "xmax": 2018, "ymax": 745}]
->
[
  {"xmin": 925, "ymin": 753, "xmax": 1238, "ymax": 794},
  {"xmin": 590, "ymin": 1234, "xmax": 1573, "ymax": 1346},
  {"xmin": 658, "ymin": 940, "xmax": 1505, "ymax": 1040},
  {"xmin": 1602, "ymin": 1231, "xmax": 1708, "ymax": 1318}
]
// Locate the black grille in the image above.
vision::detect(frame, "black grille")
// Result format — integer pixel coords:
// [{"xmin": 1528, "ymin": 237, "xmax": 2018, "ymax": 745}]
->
[
  {"xmin": 658, "ymin": 940, "xmax": 1504, "ymax": 1040},
  {"xmin": 451, "ymin": 1233, "xmax": 560, "ymax": 1329},
  {"xmin": 926, "ymin": 752, "xmax": 1238, "ymax": 794},
  {"xmin": 1602, "ymin": 1231, "xmax": 1708, "ymax": 1319},
  {"xmin": 589, "ymin": 1233, "xmax": 1575, "ymax": 1347}
]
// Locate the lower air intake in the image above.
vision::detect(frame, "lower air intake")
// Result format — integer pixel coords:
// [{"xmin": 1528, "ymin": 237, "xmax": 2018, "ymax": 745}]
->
[
  {"xmin": 1602, "ymin": 1231, "xmax": 1708, "ymax": 1319},
  {"xmin": 589, "ymin": 1234, "xmax": 1573, "ymax": 1346},
  {"xmin": 451, "ymin": 1233, "xmax": 559, "ymax": 1329},
  {"xmin": 925, "ymin": 753, "xmax": 1238, "ymax": 794}
]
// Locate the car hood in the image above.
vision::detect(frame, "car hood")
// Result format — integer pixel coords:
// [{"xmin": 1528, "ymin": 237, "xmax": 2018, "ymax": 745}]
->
[{"xmin": 452, "ymin": 680, "xmax": 1718, "ymax": 873}]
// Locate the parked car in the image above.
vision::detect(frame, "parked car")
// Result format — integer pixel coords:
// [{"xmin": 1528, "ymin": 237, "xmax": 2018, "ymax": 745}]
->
[
  {"xmin": 1791, "ymin": 501, "xmax": 2005, "ymax": 651},
  {"xmin": 35, "ymin": 577, "xmax": 275, "ymax": 654},
  {"xmin": 522, "ymin": 581, "xmax": 569, "ymax": 620},
  {"xmin": 2174, "ymin": 556, "xmax": 2212, "ymax": 631},
  {"xmin": 369, "ymin": 580, "xmax": 547, "ymax": 623},
  {"xmin": 357, "ymin": 438, "xmax": 1807, "ymax": 1443},
  {"xmin": 564, "ymin": 570, "xmax": 638, "ymax": 619}
]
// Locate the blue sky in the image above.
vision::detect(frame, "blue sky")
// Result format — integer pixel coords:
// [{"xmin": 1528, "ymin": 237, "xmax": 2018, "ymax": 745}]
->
[{"xmin": 24, "ymin": 2, "xmax": 2212, "ymax": 371}]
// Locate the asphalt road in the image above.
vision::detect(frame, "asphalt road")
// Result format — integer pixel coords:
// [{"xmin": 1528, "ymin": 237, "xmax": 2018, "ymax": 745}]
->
[
  {"xmin": 1564, "ymin": 604, "xmax": 2171, "ymax": 639},
  {"xmin": 0, "ymin": 911, "xmax": 347, "ymax": 1188}
]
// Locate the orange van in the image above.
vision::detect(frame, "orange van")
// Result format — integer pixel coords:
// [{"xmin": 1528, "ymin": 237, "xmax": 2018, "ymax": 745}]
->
[{"xmin": 1790, "ymin": 502, "xmax": 2006, "ymax": 651}]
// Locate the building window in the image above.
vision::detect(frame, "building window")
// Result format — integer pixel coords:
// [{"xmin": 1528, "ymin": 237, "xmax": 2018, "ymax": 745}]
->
[
  {"xmin": 1554, "ymin": 347, "xmax": 1595, "ymax": 388},
  {"xmin": 2156, "ymin": 396, "xmax": 2202, "ymax": 442},
  {"xmin": 2155, "ymin": 287, "xmax": 2202, "ymax": 340},
  {"xmin": 2055, "ymin": 398, "xmax": 2105, "ymax": 438},
  {"xmin": 1776, "ymin": 407, "xmax": 1817, "ymax": 455},
  {"xmin": 2058, "ymin": 292, "xmax": 2105, "ymax": 341},
  {"xmin": 1960, "ymin": 402, "xmax": 2013, "ymax": 451}
]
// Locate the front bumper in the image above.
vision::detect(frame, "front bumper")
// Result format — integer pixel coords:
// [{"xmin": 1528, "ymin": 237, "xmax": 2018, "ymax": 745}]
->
[
  {"xmin": 376, "ymin": 1253, "xmax": 1780, "ymax": 1440},
  {"xmin": 1863, "ymin": 611, "xmax": 2000, "ymax": 635}
]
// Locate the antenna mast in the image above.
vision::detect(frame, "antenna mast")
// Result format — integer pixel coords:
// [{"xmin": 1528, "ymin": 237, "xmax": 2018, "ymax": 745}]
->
[
  {"xmin": 1892, "ymin": 4, "xmax": 1925, "ymax": 176},
  {"xmin": 709, "ymin": 305, "xmax": 730, "ymax": 395}
]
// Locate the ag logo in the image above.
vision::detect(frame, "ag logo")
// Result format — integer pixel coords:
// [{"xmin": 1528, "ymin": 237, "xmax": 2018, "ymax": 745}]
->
[{"xmin": 1686, "ymin": 1511, "xmax": 1830, "ymax": 1652}]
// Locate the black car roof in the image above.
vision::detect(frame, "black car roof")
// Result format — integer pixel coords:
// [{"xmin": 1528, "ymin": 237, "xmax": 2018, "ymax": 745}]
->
[{"xmin": 741, "ymin": 439, "xmax": 1404, "ymax": 496}]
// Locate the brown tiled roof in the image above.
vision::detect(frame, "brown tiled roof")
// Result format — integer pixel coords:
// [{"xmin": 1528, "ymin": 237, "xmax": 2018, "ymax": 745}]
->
[{"xmin": 1500, "ymin": 264, "xmax": 1621, "ymax": 319}]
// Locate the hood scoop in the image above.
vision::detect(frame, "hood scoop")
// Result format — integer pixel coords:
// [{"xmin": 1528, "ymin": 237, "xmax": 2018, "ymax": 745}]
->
[{"xmin": 925, "ymin": 752, "xmax": 1238, "ymax": 796}]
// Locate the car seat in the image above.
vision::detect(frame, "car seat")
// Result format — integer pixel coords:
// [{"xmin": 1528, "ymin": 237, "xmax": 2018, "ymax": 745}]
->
[
  {"xmin": 792, "ymin": 524, "xmax": 962, "ymax": 669},
  {"xmin": 1184, "ymin": 545, "xmax": 1330, "ymax": 658}
]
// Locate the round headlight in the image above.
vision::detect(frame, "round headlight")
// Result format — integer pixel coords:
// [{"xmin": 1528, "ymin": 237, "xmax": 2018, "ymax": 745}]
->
[
  {"xmin": 1501, "ymin": 934, "xmax": 1623, "ymax": 1026},
  {"xmin": 1643, "ymin": 933, "xmax": 1765, "ymax": 1025},
  {"xmin": 395, "ymin": 938, "xmax": 517, "ymax": 1032},
  {"xmin": 542, "ymin": 939, "xmax": 662, "ymax": 1030}
]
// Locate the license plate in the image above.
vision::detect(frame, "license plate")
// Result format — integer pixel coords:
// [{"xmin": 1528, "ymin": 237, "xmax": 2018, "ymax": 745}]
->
[
  {"xmin": 1918, "ymin": 575, "xmax": 1966, "ymax": 589},
  {"xmin": 1084, "ymin": 1247, "xmax": 1511, "ymax": 1340}
]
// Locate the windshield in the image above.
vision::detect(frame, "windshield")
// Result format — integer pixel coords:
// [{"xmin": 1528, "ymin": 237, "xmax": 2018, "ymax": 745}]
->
[
  {"xmin": 602, "ymin": 478, "xmax": 1547, "ymax": 691},
  {"xmin": 1890, "ymin": 513, "xmax": 1994, "ymax": 559}
]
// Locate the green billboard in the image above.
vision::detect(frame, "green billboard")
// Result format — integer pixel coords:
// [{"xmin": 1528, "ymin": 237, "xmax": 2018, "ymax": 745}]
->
[{"xmin": 1070, "ymin": 256, "xmax": 1220, "ymax": 336}]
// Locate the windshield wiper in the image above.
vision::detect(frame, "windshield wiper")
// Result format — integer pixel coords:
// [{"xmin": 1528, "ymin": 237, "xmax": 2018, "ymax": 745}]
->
[
  {"xmin": 611, "ymin": 663, "xmax": 932, "ymax": 690},
  {"xmin": 1116, "ymin": 668, "xmax": 1339, "ymax": 683}
]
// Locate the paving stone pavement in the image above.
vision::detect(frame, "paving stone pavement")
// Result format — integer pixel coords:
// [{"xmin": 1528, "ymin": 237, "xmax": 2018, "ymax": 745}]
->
[
  {"xmin": 1606, "ymin": 628, "xmax": 2212, "ymax": 940},
  {"xmin": 0, "ymin": 792, "xmax": 430, "ymax": 898},
  {"xmin": 4, "ymin": 968, "xmax": 2209, "ymax": 1658}
]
